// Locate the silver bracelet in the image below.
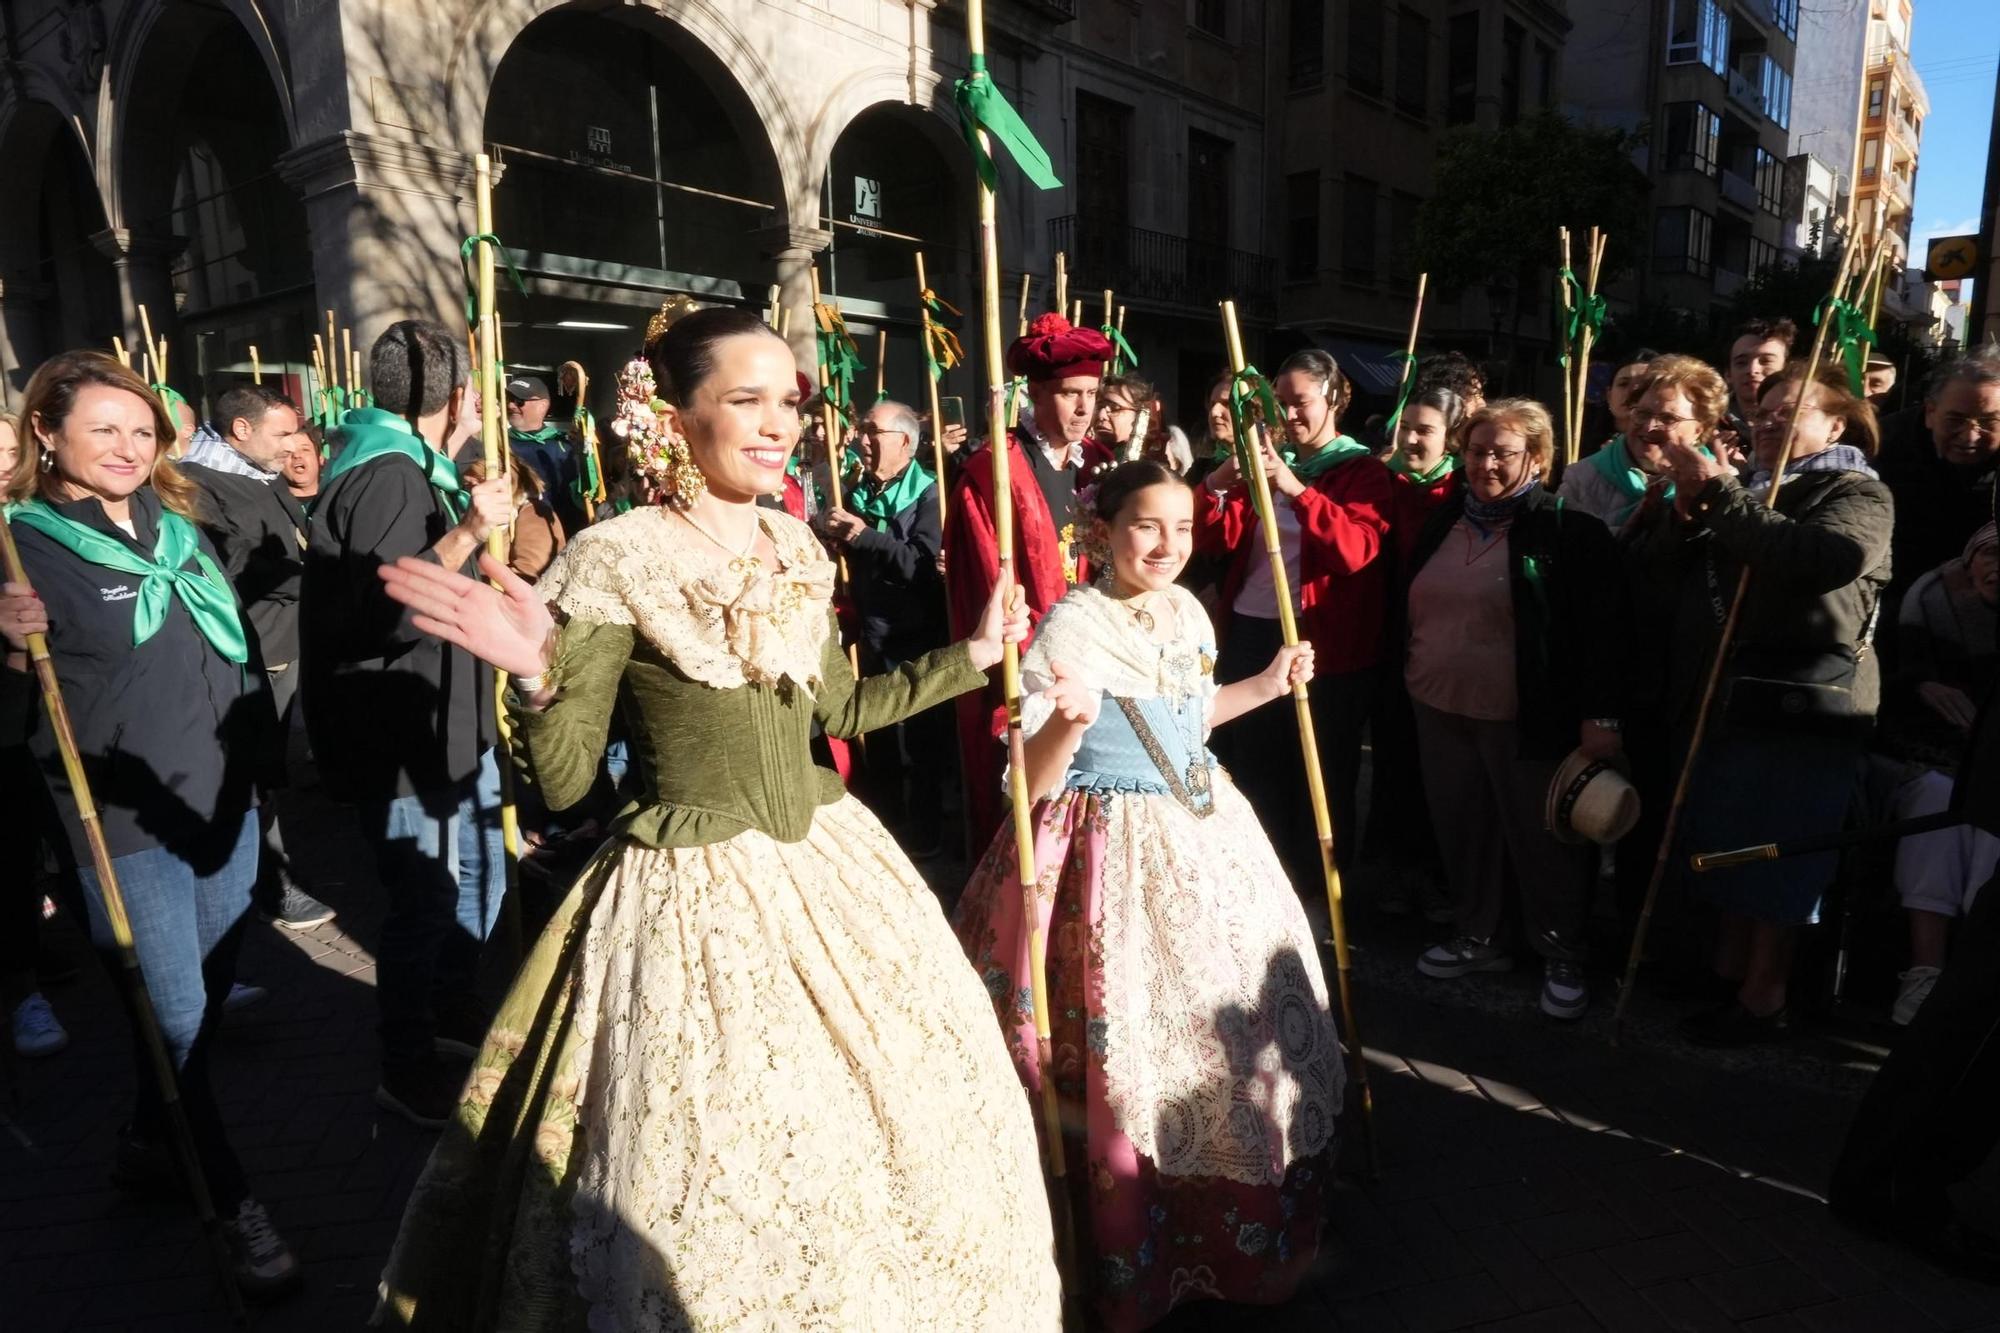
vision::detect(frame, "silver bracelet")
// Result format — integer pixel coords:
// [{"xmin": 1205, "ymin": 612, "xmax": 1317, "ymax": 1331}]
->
[{"xmin": 512, "ymin": 672, "xmax": 547, "ymax": 696}]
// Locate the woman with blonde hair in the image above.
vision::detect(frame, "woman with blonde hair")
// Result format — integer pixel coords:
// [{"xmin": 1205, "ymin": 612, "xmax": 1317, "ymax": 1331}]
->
[
  {"xmin": 0, "ymin": 351, "xmax": 299, "ymax": 1297},
  {"xmin": 1402, "ymin": 399, "xmax": 1629, "ymax": 1019},
  {"xmin": 1561, "ymin": 353, "xmax": 1728, "ymax": 535},
  {"xmin": 1641, "ymin": 363, "xmax": 1893, "ymax": 1044}
]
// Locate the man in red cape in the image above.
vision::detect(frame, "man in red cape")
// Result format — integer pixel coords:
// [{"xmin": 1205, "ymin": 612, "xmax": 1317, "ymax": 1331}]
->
[{"xmin": 946, "ymin": 311, "xmax": 1117, "ymax": 853}]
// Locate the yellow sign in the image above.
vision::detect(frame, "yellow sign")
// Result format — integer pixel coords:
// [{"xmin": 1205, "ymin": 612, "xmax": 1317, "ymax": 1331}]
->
[{"xmin": 1926, "ymin": 234, "xmax": 1978, "ymax": 281}]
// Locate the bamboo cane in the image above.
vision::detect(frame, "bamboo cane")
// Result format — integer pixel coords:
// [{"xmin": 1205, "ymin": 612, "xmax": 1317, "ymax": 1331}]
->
[
  {"xmin": 155, "ymin": 338, "xmax": 170, "ymax": 387},
  {"xmin": 1053, "ymin": 250, "xmax": 1068, "ymax": 317},
  {"xmin": 875, "ymin": 329, "xmax": 888, "ymax": 401},
  {"xmin": 567, "ymin": 362, "xmax": 599, "ymax": 524},
  {"xmin": 915, "ymin": 251, "xmax": 950, "ymax": 538},
  {"xmin": 472, "ymin": 154, "xmax": 524, "ymax": 891},
  {"xmin": 140, "ymin": 350, "xmax": 153, "ymax": 386},
  {"xmin": 1569, "ymin": 229, "xmax": 1606, "ymax": 468},
  {"xmin": 1385, "ymin": 272, "xmax": 1429, "ymax": 436},
  {"xmin": 765, "ymin": 283, "xmax": 782, "ymax": 329},
  {"xmin": 1069, "ymin": 298, "xmax": 1084, "ymax": 329},
  {"xmin": 0, "ymin": 513, "xmax": 246, "ymax": 1323},
  {"xmin": 1608, "ymin": 234, "xmax": 1863, "ymax": 1044},
  {"xmin": 809, "ymin": 269, "xmax": 864, "ymax": 686},
  {"xmin": 1100, "ymin": 288, "xmax": 1115, "ymax": 376},
  {"xmin": 138, "ymin": 304, "xmax": 158, "ymax": 378},
  {"xmin": 1220, "ymin": 299, "xmax": 1378, "ymax": 1175},
  {"xmin": 1557, "ymin": 228, "xmax": 1576, "ymax": 463},
  {"xmin": 111, "ymin": 336, "xmax": 130, "ymax": 369},
  {"xmin": 325, "ymin": 310, "xmax": 338, "ymax": 390},
  {"xmin": 970, "ymin": 0, "xmax": 1071, "ymax": 1259},
  {"xmin": 249, "ymin": 346, "xmax": 262, "ymax": 386},
  {"xmin": 1016, "ymin": 272, "xmax": 1032, "ymax": 336}
]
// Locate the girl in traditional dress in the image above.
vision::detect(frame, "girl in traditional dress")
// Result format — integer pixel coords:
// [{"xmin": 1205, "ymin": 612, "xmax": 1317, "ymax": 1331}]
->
[
  {"xmin": 953, "ymin": 459, "xmax": 1345, "ymax": 1330},
  {"xmin": 371, "ymin": 308, "xmax": 1060, "ymax": 1330}
]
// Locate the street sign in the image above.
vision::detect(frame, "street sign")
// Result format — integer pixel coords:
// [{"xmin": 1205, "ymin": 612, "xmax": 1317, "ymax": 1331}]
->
[{"xmin": 1926, "ymin": 234, "xmax": 1978, "ymax": 281}]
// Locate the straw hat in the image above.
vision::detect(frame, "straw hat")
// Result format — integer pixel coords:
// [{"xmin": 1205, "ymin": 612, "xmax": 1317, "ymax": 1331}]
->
[{"xmin": 1545, "ymin": 749, "xmax": 1642, "ymax": 846}]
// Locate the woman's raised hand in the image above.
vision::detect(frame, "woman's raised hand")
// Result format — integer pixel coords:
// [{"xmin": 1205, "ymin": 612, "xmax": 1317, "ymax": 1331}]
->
[
  {"xmin": 1040, "ymin": 660, "xmax": 1101, "ymax": 728},
  {"xmin": 378, "ymin": 552, "xmax": 554, "ymax": 679}
]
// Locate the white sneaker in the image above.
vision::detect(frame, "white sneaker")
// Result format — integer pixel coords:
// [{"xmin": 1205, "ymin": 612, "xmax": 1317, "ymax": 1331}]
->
[
  {"xmin": 1892, "ymin": 966, "xmax": 1941, "ymax": 1026},
  {"xmin": 11, "ymin": 992, "xmax": 69, "ymax": 1057}
]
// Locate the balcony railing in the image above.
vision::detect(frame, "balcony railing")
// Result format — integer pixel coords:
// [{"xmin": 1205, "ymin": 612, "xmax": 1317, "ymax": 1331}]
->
[
  {"xmin": 1727, "ymin": 68, "xmax": 1766, "ymax": 118},
  {"xmin": 1720, "ymin": 169, "xmax": 1759, "ymax": 211},
  {"xmin": 1048, "ymin": 215, "xmax": 1277, "ymax": 313}
]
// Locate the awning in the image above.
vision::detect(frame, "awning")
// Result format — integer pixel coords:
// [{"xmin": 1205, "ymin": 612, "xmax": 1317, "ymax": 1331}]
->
[{"xmin": 1302, "ymin": 333, "xmax": 1405, "ymax": 396}]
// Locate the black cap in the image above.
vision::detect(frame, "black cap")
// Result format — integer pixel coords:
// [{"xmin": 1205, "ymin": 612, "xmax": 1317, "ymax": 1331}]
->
[{"xmin": 506, "ymin": 375, "xmax": 550, "ymax": 402}]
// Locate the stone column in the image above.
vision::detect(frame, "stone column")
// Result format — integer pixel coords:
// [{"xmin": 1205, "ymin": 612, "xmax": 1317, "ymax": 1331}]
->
[
  {"xmin": 755, "ymin": 222, "xmax": 834, "ymax": 370},
  {"xmin": 87, "ymin": 227, "xmax": 184, "ymax": 371},
  {"xmin": 277, "ymin": 132, "xmax": 479, "ymax": 364}
]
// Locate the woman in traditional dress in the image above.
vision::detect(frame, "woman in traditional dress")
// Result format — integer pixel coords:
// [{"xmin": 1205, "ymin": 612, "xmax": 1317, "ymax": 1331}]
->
[
  {"xmin": 372, "ymin": 308, "xmax": 1060, "ymax": 1330},
  {"xmin": 954, "ymin": 459, "xmax": 1345, "ymax": 1331}
]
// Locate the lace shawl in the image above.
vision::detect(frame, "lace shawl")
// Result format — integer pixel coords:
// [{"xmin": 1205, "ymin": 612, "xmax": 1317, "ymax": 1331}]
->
[
  {"xmin": 535, "ymin": 505, "xmax": 836, "ymax": 693},
  {"xmin": 1019, "ymin": 583, "xmax": 1217, "ymax": 737}
]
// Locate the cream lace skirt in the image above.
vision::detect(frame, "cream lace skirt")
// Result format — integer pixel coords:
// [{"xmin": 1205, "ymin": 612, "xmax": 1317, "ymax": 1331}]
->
[{"xmin": 378, "ymin": 796, "xmax": 1060, "ymax": 1332}]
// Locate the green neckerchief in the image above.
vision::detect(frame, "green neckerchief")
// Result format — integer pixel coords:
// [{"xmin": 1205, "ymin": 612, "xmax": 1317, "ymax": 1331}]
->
[
  {"xmin": 1282, "ymin": 433, "xmax": 1370, "ymax": 482},
  {"xmin": 1389, "ymin": 449, "xmax": 1458, "ymax": 486},
  {"xmin": 5, "ymin": 498, "xmax": 248, "ymax": 664},
  {"xmin": 509, "ymin": 424, "xmax": 568, "ymax": 445},
  {"xmin": 1583, "ymin": 433, "xmax": 1673, "ymax": 528},
  {"xmin": 847, "ymin": 460, "xmax": 935, "ymax": 531},
  {"xmin": 322, "ymin": 408, "xmax": 470, "ymax": 520}
]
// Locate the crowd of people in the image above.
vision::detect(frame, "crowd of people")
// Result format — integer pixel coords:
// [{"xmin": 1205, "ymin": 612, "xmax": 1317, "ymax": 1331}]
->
[{"xmin": 0, "ymin": 288, "xmax": 1995, "ymax": 1325}]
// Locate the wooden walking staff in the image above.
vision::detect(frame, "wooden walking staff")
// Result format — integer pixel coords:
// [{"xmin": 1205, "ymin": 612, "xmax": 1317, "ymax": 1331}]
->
[
  {"xmin": 249, "ymin": 345, "xmax": 261, "ymax": 386},
  {"xmin": 962, "ymin": 0, "xmax": 1073, "ymax": 1259},
  {"xmin": 874, "ymin": 329, "xmax": 888, "ymax": 401},
  {"xmin": 0, "ymin": 513, "xmax": 247, "ymax": 1323},
  {"xmin": 914, "ymin": 250, "xmax": 952, "ymax": 537},
  {"xmin": 1010, "ymin": 271, "xmax": 1033, "ymax": 428},
  {"xmin": 1568, "ymin": 228, "xmax": 1608, "ymax": 467},
  {"xmin": 809, "ymin": 268, "xmax": 864, "ymax": 685},
  {"xmin": 1385, "ymin": 272, "xmax": 1429, "ymax": 436},
  {"xmin": 472, "ymin": 153, "xmax": 525, "ymax": 885},
  {"xmin": 1219, "ymin": 298, "xmax": 1379, "ymax": 1176},
  {"xmin": 1609, "ymin": 234, "xmax": 1863, "ymax": 1045},
  {"xmin": 1557, "ymin": 228, "xmax": 1576, "ymax": 460}
]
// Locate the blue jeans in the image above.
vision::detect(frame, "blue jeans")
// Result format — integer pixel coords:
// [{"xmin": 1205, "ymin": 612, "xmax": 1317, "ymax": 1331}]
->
[
  {"xmin": 362, "ymin": 747, "xmax": 507, "ymax": 1068},
  {"xmin": 78, "ymin": 807, "xmax": 258, "ymax": 1208}
]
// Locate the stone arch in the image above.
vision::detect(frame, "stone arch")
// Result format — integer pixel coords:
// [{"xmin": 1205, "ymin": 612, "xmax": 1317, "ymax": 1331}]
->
[{"xmin": 0, "ymin": 98, "xmax": 120, "ymax": 384}]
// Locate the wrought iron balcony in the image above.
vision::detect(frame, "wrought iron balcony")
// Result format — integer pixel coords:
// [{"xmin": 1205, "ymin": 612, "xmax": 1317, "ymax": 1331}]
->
[{"xmin": 1047, "ymin": 215, "xmax": 1277, "ymax": 314}]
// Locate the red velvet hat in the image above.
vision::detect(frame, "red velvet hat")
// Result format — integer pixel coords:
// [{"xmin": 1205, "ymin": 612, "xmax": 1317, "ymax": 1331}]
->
[{"xmin": 1006, "ymin": 312, "xmax": 1114, "ymax": 383}]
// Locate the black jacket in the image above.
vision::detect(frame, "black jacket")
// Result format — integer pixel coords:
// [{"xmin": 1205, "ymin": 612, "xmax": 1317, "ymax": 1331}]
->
[
  {"xmin": 1874, "ymin": 412, "xmax": 1997, "ymax": 665},
  {"xmin": 302, "ymin": 453, "xmax": 495, "ymax": 802},
  {"xmin": 1404, "ymin": 486, "xmax": 1629, "ymax": 760},
  {"xmin": 0, "ymin": 490, "xmax": 266, "ymax": 870},
  {"xmin": 187, "ymin": 461, "xmax": 309, "ymax": 667},
  {"xmin": 844, "ymin": 474, "xmax": 948, "ymax": 664}
]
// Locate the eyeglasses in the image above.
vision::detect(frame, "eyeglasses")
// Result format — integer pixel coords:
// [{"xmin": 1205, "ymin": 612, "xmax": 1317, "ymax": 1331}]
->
[
  {"xmin": 857, "ymin": 424, "xmax": 907, "ymax": 438},
  {"xmin": 1940, "ymin": 412, "xmax": 2000, "ymax": 436},
  {"xmin": 1631, "ymin": 410, "xmax": 1696, "ymax": 429},
  {"xmin": 1750, "ymin": 404, "xmax": 1825, "ymax": 430},
  {"xmin": 1096, "ymin": 402, "xmax": 1137, "ymax": 417},
  {"xmin": 1463, "ymin": 448, "xmax": 1527, "ymax": 464}
]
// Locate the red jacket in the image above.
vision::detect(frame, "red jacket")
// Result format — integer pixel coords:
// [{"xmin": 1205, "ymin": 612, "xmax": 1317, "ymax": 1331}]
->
[
  {"xmin": 1389, "ymin": 468, "xmax": 1461, "ymax": 564},
  {"xmin": 1198, "ymin": 452, "xmax": 1395, "ymax": 675},
  {"xmin": 944, "ymin": 430, "xmax": 1109, "ymax": 849}
]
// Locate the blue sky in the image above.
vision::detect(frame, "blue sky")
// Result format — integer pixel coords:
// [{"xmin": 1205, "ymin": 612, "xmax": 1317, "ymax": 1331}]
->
[{"xmin": 1907, "ymin": 0, "xmax": 1998, "ymax": 283}]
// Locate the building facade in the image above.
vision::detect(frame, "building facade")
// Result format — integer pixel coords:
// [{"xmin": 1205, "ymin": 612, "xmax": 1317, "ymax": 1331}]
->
[
  {"xmin": 0, "ymin": 0, "xmax": 1283, "ymax": 428},
  {"xmin": 1567, "ymin": 0, "xmax": 1800, "ymax": 316},
  {"xmin": 1853, "ymin": 0, "xmax": 1930, "ymax": 323}
]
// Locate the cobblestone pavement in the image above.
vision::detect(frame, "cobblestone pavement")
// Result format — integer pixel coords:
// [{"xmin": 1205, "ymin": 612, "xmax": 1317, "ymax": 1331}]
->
[{"xmin": 5, "ymin": 781, "xmax": 1999, "ymax": 1331}]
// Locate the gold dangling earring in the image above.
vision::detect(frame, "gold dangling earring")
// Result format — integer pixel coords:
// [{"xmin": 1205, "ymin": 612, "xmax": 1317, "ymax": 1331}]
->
[{"xmin": 664, "ymin": 435, "xmax": 706, "ymax": 510}]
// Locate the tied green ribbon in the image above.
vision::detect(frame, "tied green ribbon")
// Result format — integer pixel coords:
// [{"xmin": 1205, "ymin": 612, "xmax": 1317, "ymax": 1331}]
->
[
  {"xmin": 509, "ymin": 424, "xmax": 568, "ymax": 445},
  {"xmin": 322, "ymin": 408, "xmax": 472, "ymax": 520},
  {"xmin": 350, "ymin": 388, "xmax": 371, "ymax": 411},
  {"xmin": 1814, "ymin": 295, "xmax": 1877, "ymax": 396},
  {"xmin": 315, "ymin": 385, "xmax": 348, "ymax": 430},
  {"xmin": 1388, "ymin": 449, "xmax": 1457, "ymax": 486},
  {"xmin": 573, "ymin": 410, "xmax": 604, "ymax": 507},
  {"xmin": 1555, "ymin": 267, "xmax": 1606, "ymax": 367},
  {"xmin": 1283, "ymin": 433, "xmax": 1370, "ymax": 481},
  {"xmin": 1225, "ymin": 368, "xmax": 1287, "ymax": 483},
  {"xmin": 456, "ymin": 233, "xmax": 529, "ymax": 330},
  {"xmin": 5, "ymin": 499, "xmax": 248, "ymax": 664},
  {"xmin": 847, "ymin": 460, "xmax": 936, "ymax": 531},
  {"xmin": 1100, "ymin": 323, "xmax": 1138, "ymax": 374},
  {"xmin": 953, "ymin": 55, "xmax": 1062, "ymax": 192},
  {"xmin": 1384, "ymin": 350, "xmax": 1419, "ymax": 434},
  {"xmin": 815, "ymin": 307, "xmax": 865, "ymax": 429},
  {"xmin": 151, "ymin": 383, "xmax": 189, "ymax": 429}
]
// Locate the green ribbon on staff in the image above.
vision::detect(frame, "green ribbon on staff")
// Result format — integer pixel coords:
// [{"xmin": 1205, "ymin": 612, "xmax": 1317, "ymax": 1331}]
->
[
  {"xmin": 1814, "ymin": 294, "xmax": 1877, "ymax": 396},
  {"xmin": 572, "ymin": 409, "xmax": 605, "ymax": 507},
  {"xmin": 1384, "ymin": 351, "xmax": 1419, "ymax": 434},
  {"xmin": 1555, "ymin": 266, "xmax": 1605, "ymax": 367},
  {"xmin": 954, "ymin": 55, "xmax": 1062, "ymax": 191},
  {"xmin": 456, "ymin": 233, "xmax": 529, "ymax": 330},
  {"xmin": 921, "ymin": 289, "xmax": 966, "ymax": 383},
  {"xmin": 1100, "ymin": 323, "xmax": 1138, "ymax": 375},
  {"xmin": 1226, "ymin": 367, "xmax": 1285, "ymax": 473},
  {"xmin": 350, "ymin": 388, "xmax": 372, "ymax": 411},
  {"xmin": 151, "ymin": 382, "xmax": 189, "ymax": 430},
  {"xmin": 315, "ymin": 385, "xmax": 348, "ymax": 429},
  {"xmin": 815, "ymin": 306, "xmax": 865, "ymax": 428}
]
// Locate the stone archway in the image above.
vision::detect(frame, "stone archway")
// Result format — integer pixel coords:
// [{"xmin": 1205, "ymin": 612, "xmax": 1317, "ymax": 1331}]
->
[
  {"xmin": 108, "ymin": 0, "xmax": 308, "ymax": 410},
  {"xmin": 0, "ymin": 98, "xmax": 119, "ymax": 396},
  {"xmin": 478, "ymin": 4, "xmax": 794, "ymax": 380}
]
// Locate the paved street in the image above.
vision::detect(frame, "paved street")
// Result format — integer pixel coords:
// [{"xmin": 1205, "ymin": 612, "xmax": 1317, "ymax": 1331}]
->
[{"xmin": 5, "ymin": 780, "xmax": 2000, "ymax": 1332}]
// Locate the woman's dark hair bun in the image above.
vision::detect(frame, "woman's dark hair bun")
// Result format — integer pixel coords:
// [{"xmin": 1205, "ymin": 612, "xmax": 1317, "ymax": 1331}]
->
[
  {"xmin": 1091, "ymin": 457, "xmax": 1192, "ymax": 523},
  {"xmin": 645, "ymin": 306, "xmax": 780, "ymax": 406}
]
